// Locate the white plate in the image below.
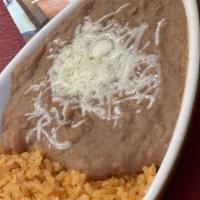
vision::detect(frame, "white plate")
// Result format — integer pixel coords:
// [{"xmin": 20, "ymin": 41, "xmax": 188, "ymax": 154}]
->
[{"xmin": 0, "ymin": 1, "xmax": 199, "ymax": 199}]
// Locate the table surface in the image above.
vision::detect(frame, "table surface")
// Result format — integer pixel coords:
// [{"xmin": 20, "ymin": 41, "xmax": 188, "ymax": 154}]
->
[{"xmin": 0, "ymin": 1, "xmax": 200, "ymax": 199}]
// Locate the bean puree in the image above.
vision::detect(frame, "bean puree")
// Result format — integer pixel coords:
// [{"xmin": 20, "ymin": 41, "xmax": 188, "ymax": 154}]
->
[{"xmin": 2, "ymin": 0, "xmax": 187, "ymax": 178}]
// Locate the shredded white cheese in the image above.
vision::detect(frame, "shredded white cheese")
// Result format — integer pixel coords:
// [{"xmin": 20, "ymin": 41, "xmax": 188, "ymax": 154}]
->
[
  {"xmin": 48, "ymin": 17, "xmax": 161, "ymax": 121},
  {"xmin": 155, "ymin": 18, "xmax": 166, "ymax": 46},
  {"xmin": 25, "ymin": 92, "xmax": 71, "ymax": 150},
  {"xmin": 24, "ymin": 3, "xmax": 163, "ymax": 151},
  {"xmin": 97, "ymin": 3, "xmax": 130, "ymax": 23},
  {"xmin": 31, "ymin": 0, "xmax": 40, "ymax": 4}
]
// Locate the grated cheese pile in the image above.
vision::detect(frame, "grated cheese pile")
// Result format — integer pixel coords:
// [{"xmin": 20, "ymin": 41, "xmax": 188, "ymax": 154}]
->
[{"xmin": 48, "ymin": 16, "xmax": 161, "ymax": 122}]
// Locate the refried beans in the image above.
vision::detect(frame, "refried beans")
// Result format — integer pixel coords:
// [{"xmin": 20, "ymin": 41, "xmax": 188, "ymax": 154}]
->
[{"xmin": 2, "ymin": 0, "xmax": 188, "ymax": 179}]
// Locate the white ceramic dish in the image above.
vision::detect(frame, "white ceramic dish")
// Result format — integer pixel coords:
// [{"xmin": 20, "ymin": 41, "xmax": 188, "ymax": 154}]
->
[{"xmin": 0, "ymin": 1, "xmax": 199, "ymax": 199}]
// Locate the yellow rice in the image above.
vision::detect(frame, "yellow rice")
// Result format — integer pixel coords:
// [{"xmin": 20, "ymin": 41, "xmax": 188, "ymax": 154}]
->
[{"xmin": 0, "ymin": 147, "xmax": 156, "ymax": 200}]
